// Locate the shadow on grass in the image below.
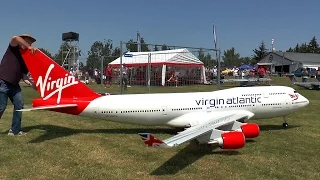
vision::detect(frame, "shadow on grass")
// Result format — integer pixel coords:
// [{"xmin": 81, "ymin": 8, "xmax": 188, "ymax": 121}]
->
[
  {"xmin": 245, "ymin": 139, "xmax": 256, "ymax": 144},
  {"xmin": 258, "ymin": 124, "xmax": 300, "ymax": 131},
  {"xmin": 23, "ymin": 123, "xmax": 297, "ymax": 175},
  {"xmin": 23, "ymin": 123, "xmax": 299, "ymax": 144},
  {"xmin": 151, "ymin": 142, "xmax": 240, "ymax": 176},
  {"xmin": 151, "ymin": 125, "xmax": 299, "ymax": 176},
  {"xmin": 23, "ymin": 125, "xmax": 177, "ymax": 143}
]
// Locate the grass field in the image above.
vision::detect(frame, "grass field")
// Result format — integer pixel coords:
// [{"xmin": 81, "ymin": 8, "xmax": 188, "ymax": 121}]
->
[{"xmin": 0, "ymin": 77, "xmax": 319, "ymax": 180}]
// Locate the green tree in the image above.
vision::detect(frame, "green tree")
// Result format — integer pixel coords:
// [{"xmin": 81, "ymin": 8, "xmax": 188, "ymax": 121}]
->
[
  {"xmin": 87, "ymin": 41, "xmax": 103, "ymax": 69},
  {"xmin": 252, "ymin": 41, "xmax": 268, "ymax": 64},
  {"xmin": 112, "ymin": 47, "xmax": 121, "ymax": 57},
  {"xmin": 161, "ymin": 44, "xmax": 168, "ymax": 50},
  {"xmin": 286, "ymin": 47, "xmax": 294, "ymax": 52},
  {"xmin": 299, "ymin": 43, "xmax": 308, "ymax": 53},
  {"xmin": 140, "ymin": 38, "xmax": 150, "ymax": 51},
  {"xmin": 204, "ymin": 53, "xmax": 215, "ymax": 67},
  {"xmin": 79, "ymin": 62, "xmax": 84, "ymax": 69},
  {"xmin": 308, "ymin": 36, "xmax": 319, "ymax": 53},
  {"xmin": 53, "ymin": 42, "xmax": 71, "ymax": 65},
  {"xmin": 87, "ymin": 39, "xmax": 119, "ymax": 69},
  {"xmin": 294, "ymin": 43, "xmax": 300, "ymax": 52},
  {"xmin": 239, "ymin": 57, "xmax": 253, "ymax": 65},
  {"xmin": 38, "ymin": 48, "xmax": 54, "ymax": 59},
  {"xmin": 126, "ymin": 37, "xmax": 150, "ymax": 52},
  {"xmin": 287, "ymin": 36, "xmax": 320, "ymax": 53},
  {"xmin": 222, "ymin": 47, "xmax": 241, "ymax": 67},
  {"xmin": 198, "ymin": 49, "xmax": 215, "ymax": 67},
  {"xmin": 197, "ymin": 48, "xmax": 205, "ymax": 61},
  {"xmin": 126, "ymin": 39, "xmax": 137, "ymax": 52},
  {"xmin": 154, "ymin": 45, "xmax": 160, "ymax": 51}
]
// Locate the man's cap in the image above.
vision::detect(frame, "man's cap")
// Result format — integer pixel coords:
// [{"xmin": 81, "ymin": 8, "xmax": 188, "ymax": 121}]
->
[{"xmin": 19, "ymin": 34, "xmax": 36, "ymax": 43}]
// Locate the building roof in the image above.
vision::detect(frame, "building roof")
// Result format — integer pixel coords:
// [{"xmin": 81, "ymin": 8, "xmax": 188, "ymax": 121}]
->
[
  {"xmin": 109, "ymin": 48, "xmax": 204, "ymax": 66},
  {"xmin": 273, "ymin": 51, "xmax": 320, "ymax": 63}
]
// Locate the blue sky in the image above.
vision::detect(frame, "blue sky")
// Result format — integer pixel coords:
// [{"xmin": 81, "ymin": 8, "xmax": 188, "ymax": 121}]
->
[{"xmin": 0, "ymin": 0, "xmax": 319, "ymax": 62}]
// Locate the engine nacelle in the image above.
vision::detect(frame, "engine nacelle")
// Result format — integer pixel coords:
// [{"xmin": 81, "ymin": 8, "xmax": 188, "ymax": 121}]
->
[
  {"xmin": 216, "ymin": 131, "xmax": 245, "ymax": 149},
  {"xmin": 241, "ymin": 123, "xmax": 260, "ymax": 138}
]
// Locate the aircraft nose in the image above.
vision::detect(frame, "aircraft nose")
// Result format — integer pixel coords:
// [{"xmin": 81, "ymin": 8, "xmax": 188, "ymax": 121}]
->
[
  {"xmin": 305, "ymin": 97, "xmax": 309, "ymax": 106},
  {"xmin": 301, "ymin": 95, "xmax": 309, "ymax": 107}
]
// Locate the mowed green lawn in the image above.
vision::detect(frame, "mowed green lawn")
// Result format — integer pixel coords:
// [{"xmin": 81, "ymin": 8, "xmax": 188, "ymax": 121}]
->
[{"xmin": 0, "ymin": 77, "xmax": 319, "ymax": 180}]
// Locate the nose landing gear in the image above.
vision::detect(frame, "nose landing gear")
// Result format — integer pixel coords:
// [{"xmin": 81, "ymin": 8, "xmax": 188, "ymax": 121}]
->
[{"xmin": 283, "ymin": 116, "xmax": 288, "ymax": 128}]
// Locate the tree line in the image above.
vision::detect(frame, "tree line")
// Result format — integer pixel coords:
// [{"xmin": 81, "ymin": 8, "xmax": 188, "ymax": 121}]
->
[
  {"xmin": 38, "ymin": 36, "xmax": 319, "ymax": 69},
  {"xmin": 38, "ymin": 37, "xmax": 173, "ymax": 70},
  {"xmin": 287, "ymin": 36, "xmax": 319, "ymax": 53},
  {"xmin": 221, "ymin": 36, "xmax": 320, "ymax": 67}
]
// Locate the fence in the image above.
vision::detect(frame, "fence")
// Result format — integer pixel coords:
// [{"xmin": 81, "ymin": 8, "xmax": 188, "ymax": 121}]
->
[
  {"xmin": 113, "ymin": 42, "xmax": 221, "ymax": 94},
  {"xmin": 77, "ymin": 42, "xmax": 221, "ymax": 94}
]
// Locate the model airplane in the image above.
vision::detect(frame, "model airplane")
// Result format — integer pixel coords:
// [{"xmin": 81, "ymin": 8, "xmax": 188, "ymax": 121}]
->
[
  {"xmin": 221, "ymin": 77, "xmax": 272, "ymax": 87},
  {"xmin": 288, "ymin": 74, "xmax": 320, "ymax": 90},
  {"xmin": 18, "ymin": 49, "xmax": 309, "ymax": 150}
]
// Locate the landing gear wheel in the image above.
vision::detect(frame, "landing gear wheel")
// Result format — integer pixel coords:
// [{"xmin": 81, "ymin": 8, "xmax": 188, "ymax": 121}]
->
[
  {"xmin": 282, "ymin": 122, "xmax": 288, "ymax": 128},
  {"xmin": 282, "ymin": 116, "xmax": 288, "ymax": 128}
]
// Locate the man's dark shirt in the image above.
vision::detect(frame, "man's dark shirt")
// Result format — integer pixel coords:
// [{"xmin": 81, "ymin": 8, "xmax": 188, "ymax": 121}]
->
[{"xmin": 0, "ymin": 45, "xmax": 29, "ymax": 86}]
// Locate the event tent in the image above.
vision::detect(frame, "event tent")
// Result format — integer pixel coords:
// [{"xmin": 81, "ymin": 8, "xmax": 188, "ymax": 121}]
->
[
  {"xmin": 109, "ymin": 48, "xmax": 208, "ymax": 86},
  {"xmin": 239, "ymin": 64, "xmax": 255, "ymax": 70}
]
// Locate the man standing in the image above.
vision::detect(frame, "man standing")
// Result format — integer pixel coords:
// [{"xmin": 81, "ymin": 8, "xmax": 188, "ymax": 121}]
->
[
  {"xmin": 104, "ymin": 64, "xmax": 112, "ymax": 88},
  {"xmin": 0, "ymin": 34, "xmax": 37, "ymax": 136},
  {"xmin": 122, "ymin": 63, "xmax": 128, "ymax": 90},
  {"xmin": 301, "ymin": 68, "xmax": 309, "ymax": 83}
]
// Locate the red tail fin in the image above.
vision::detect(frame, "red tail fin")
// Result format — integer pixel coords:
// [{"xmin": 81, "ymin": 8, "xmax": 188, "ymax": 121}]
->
[{"xmin": 20, "ymin": 49, "xmax": 100, "ymax": 104}]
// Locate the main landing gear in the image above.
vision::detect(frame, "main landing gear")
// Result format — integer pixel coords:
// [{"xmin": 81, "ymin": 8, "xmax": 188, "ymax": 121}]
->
[{"xmin": 282, "ymin": 116, "xmax": 288, "ymax": 128}]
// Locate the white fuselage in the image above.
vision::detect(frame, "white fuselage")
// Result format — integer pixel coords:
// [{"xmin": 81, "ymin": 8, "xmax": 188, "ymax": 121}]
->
[{"xmin": 79, "ymin": 86, "xmax": 309, "ymax": 127}]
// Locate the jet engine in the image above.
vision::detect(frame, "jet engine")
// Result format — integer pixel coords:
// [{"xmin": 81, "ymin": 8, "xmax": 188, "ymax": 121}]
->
[
  {"xmin": 215, "ymin": 131, "xmax": 245, "ymax": 149},
  {"xmin": 240, "ymin": 123, "xmax": 260, "ymax": 138}
]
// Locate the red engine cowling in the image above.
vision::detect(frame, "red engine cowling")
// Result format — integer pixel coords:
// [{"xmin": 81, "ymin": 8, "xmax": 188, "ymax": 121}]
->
[
  {"xmin": 220, "ymin": 131, "xmax": 245, "ymax": 149},
  {"xmin": 241, "ymin": 123, "xmax": 260, "ymax": 138}
]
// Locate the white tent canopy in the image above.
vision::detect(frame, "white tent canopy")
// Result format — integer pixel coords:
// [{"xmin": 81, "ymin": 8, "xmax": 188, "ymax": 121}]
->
[
  {"xmin": 110, "ymin": 48, "xmax": 204, "ymax": 65},
  {"xmin": 109, "ymin": 48, "xmax": 208, "ymax": 86}
]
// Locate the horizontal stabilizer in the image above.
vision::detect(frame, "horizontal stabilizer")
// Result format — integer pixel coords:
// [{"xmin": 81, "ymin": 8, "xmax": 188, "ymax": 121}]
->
[
  {"xmin": 138, "ymin": 133, "xmax": 172, "ymax": 148},
  {"xmin": 16, "ymin": 104, "xmax": 78, "ymax": 112}
]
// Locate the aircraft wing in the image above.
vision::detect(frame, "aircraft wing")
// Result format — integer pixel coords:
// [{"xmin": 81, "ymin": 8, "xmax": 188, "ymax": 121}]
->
[
  {"xmin": 293, "ymin": 82, "xmax": 312, "ymax": 88},
  {"xmin": 294, "ymin": 82, "xmax": 320, "ymax": 90},
  {"xmin": 222, "ymin": 78, "xmax": 271, "ymax": 83},
  {"xmin": 257, "ymin": 78, "xmax": 272, "ymax": 82},
  {"xmin": 222, "ymin": 79, "xmax": 249, "ymax": 82},
  {"xmin": 16, "ymin": 104, "xmax": 78, "ymax": 111},
  {"xmin": 139, "ymin": 110, "xmax": 257, "ymax": 149}
]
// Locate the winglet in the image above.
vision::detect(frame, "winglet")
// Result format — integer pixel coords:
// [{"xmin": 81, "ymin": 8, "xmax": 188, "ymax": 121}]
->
[{"xmin": 138, "ymin": 133, "xmax": 171, "ymax": 148}]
